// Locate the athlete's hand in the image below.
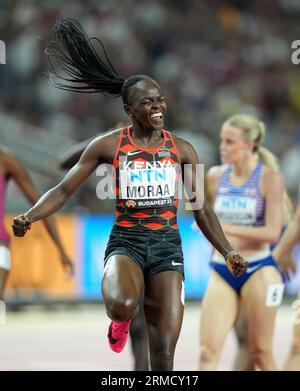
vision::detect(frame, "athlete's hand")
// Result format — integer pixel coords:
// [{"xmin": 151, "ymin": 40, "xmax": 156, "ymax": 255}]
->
[
  {"xmin": 12, "ymin": 215, "xmax": 31, "ymax": 237},
  {"xmin": 272, "ymin": 248, "xmax": 296, "ymax": 281},
  {"xmin": 225, "ymin": 251, "xmax": 248, "ymax": 277},
  {"xmin": 59, "ymin": 252, "xmax": 75, "ymax": 279}
]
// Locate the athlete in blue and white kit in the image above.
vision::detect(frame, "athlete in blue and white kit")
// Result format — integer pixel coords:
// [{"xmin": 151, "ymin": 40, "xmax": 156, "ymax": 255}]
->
[{"xmin": 199, "ymin": 114, "xmax": 292, "ymax": 371}]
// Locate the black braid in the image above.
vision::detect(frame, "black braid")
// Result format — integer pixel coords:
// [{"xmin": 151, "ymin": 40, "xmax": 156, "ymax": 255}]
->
[
  {"xmin": 45, "ymin": 18, "xmax": 125, "ymax": 96},
  {"xmin": 45, "ymin": 18, "xmax": 155, "ymax": 103}
]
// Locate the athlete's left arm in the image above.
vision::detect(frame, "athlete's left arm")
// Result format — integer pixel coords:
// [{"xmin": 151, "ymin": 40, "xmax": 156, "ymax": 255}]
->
[
  {"xmin": 5, "ymin": 153, "xmax": 74, "ymax": 276},
  {"xmin": 222, "ymin": 169, "xmax": 284, "ymax": 244},
  {"xmin": 174, "ymin": 137, "xmax": 248, "ymax": 277}
]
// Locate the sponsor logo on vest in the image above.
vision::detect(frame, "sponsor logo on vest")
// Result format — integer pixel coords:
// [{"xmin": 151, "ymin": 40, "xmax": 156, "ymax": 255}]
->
[
  {"xmin": 158, "ymin": 147, "xmax": 171, "ymax": 157},
  {"xmin": 126, "ymin": 200, "xmax": 137, "ymax": 208},
  {"xmin": 127, "ymin": 150, "xmax": 142, "ymax": 156}
]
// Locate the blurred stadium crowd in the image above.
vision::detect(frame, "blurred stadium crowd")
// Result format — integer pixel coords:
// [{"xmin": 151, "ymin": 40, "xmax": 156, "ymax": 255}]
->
[{"xmin": 0, "ymin": 0, "xmax": 300, "ymax": 212}]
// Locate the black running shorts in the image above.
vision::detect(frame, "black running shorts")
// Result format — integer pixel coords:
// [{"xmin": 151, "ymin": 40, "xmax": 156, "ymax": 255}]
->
[{"xmin": 104, "ymin": 225, "xmax": 184, "ymax": 278}]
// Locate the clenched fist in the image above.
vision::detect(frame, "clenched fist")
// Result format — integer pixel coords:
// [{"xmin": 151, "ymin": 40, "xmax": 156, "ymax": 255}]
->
[
  {"xmin": 225, "ymin": 251, "xmax": 248, "ymax": 277},
  {"xmin": 12, "ymin": 215, "xmax": 31, "ymax": 237}
]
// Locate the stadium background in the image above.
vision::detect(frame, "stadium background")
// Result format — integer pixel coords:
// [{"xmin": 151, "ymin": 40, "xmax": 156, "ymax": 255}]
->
[{"xmin": 0, "ymin": 0, "xmax": 300, "ymax": 370}]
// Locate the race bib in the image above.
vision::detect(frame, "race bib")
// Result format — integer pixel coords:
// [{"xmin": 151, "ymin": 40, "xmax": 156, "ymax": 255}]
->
[
  {"xmin": 119, "ymin": 161, "xmax": 177, "ymax": 208},
  {"xmin": 214, "ymin": 195, "xmax": 257, "ymax": 225},
  {"xmin": 265, "ymin": 284, "xmax": 284, "ymax": 307}
]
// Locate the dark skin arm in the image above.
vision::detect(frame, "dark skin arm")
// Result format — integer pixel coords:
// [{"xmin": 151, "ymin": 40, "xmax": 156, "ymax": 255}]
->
[
  {"xmin": 3, "ymin": 151, "xmax": 74, "ymax": 276},
  {"xmin": 12, "ymin": 132, "xmax": 118, "ymax": 231},
  {"xmin": 174, "ymin": 136, "xmax": 248, "ymax": 277},
  {"xmin": 59, "ymin": 137, "xmax": 94, "ymax": 170}
]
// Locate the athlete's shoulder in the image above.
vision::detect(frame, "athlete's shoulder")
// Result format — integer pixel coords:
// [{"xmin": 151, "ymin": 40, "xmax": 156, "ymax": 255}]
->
[
  {"xmin": 261, "ymin": 164, "xmax": 281, "ymax": 178},
  {"xmin": 261, "ymin": 164, "xmax": 283, "ymax": 184},
  {"xmin": 0, "ymin": 145, "xmax": 13, "ymax": 158},
  {"xmin": 169, "ymin": 134, "xmax": 198, "ymax": 163},
  {"xmin": 86, "ymin": 128, "xmax": 123, "ymax": 152},
  {"xmin": 169, "ymin": 133, "xmax": 191, "ymax": 148},
  {"xmin": 260, "ymin": 164, "xmax": 283, "ymax": 194},
  {"xmin": 81, "ymin": 128, "xmax": 124, "ymax": 164},
  {"xmin": 207, "ymin": 165, "xmax": 227, "ymax": 181},
  {"xmin": 0, "ymin": 146, "xmax": 28, "ymax": 178},
  {"xmin": 206, "ymin": 165, "xmax": 227, "ymax": 196},
  {"xmin": 0, "ymin": 146, "xmax": 19, "ymax": 166},
  {"xmin": 92, "ymin": 128, "xmax": 123, "ymax": 145}
]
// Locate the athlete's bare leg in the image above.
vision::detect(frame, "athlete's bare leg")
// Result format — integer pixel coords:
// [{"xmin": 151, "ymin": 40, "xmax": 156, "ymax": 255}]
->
[
  {"xmin": 283, "ymin": 292, "xmax": 300, "ymax": 371},
  {"xmin": 241, "ymin": 266, "xmax": 282, "ymax": 371},
  {"xmin": 199, "ymin": 271, "xmax": 239, "ymax": 370},
  {"xmin": 233, "ymin": 305, "xmax": 255, "ymax": 371},
  {"xmin": 101, "ymin": 255, "xmax": 144, "ymax": 321},
  {"xmin": 0, "ymin": 268, "xmax": 9, "ymax": 300},
  {"xmin": 130, "ymin": 296, "xmax": 149, "ymax": 371},
  {"xmin": 144, "ymin": 271, "xmax": 184, "ymax": 371}
]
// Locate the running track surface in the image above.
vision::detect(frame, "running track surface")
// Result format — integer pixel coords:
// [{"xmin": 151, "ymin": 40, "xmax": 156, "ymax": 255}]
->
[{"xmin": 0, "ymin": 302, "xmax": 293, "ymax": 371}]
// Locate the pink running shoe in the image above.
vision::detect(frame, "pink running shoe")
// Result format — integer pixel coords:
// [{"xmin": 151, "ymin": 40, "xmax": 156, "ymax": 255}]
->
[{"xmin": 107, "ymin": 319, "xmax": 131, "ymax": 353}]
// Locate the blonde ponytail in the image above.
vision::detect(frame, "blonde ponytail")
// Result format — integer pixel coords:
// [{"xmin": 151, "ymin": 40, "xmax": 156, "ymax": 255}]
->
[
  {"xmin": 224, "ymin": 114, "xmax": 293, "ymax": 225},
  {"xmin": 257, "ymin": 146, "xmax": 279, "ymax": 172}
]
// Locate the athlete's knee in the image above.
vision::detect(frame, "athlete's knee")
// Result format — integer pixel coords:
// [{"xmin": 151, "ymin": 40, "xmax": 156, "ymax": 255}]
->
[
  {"xmin": 200, "ymin": 343, "xmax": 219, "ymax": 364},
  {"xmin": 106, "ymin": 296, "xmax": 138, "ymax": 322}
]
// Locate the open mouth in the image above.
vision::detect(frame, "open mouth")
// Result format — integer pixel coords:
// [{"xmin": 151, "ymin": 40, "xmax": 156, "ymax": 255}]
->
[{"xmin": 150, "ymin": 112, "xmax": 164, "ymax": 126}]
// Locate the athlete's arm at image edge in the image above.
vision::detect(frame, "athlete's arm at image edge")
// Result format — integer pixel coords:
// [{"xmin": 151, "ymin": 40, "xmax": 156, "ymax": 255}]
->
[{"xmin": 274, "ymin": 203, "xmax": 300, "ymax": 256}]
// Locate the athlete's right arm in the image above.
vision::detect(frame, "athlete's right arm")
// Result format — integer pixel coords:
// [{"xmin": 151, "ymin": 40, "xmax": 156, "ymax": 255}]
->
[
  {"xmin": 273, "ymin": 202, "xmax": 300, "ymax": 277},
  {"xmin": 12, "ymin": 135, "xmax": 113, "ymax": 237},
  {"xmin": 59, "ymin": 137, "xmax": 94, "ymax": 170}
]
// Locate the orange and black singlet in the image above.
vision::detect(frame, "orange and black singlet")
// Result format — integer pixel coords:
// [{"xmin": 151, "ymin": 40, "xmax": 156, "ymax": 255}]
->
[{"xmin": 112, "ymin": 127, "xmax": 182, "ymax": 230}]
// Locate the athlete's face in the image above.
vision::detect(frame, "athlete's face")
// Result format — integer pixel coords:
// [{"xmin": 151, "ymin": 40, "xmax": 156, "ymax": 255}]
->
[
  {"xmin": 124, "ymin": 80, "xmax": 167, "ymax": 131},
  {"xmin": 219, "ymin": 125, "xmax": 253, "ymax": 164}
]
